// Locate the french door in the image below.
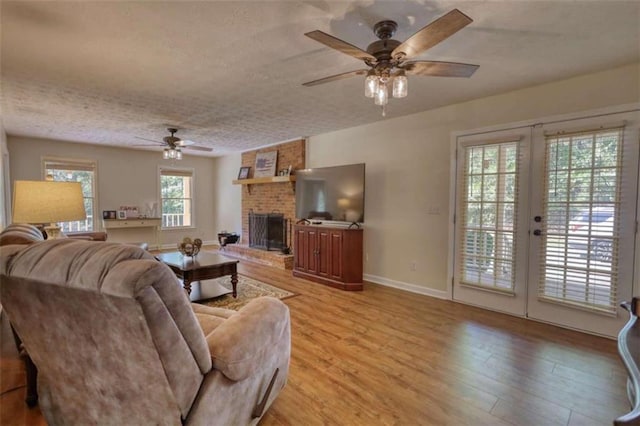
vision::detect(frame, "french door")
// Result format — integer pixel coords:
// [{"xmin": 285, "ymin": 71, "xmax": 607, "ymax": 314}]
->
[
  {"xmin": 452, "ymin": 129, "xmax": 531, "ymax": 317},
  {"xmin": 453, "ymin": 111, "xmax": 639, "ymax": 337}
]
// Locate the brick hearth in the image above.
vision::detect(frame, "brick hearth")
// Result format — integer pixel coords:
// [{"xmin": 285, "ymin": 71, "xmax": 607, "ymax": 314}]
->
[{"xmin": 220, "ymin": 244, "xmax": 294, "ymax": 270}]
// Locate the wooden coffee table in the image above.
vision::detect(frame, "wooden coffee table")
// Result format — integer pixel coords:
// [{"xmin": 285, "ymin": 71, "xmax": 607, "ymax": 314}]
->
[{"xmin": 156, "ymin": 251, "xmax": 239, "ymax": 301}]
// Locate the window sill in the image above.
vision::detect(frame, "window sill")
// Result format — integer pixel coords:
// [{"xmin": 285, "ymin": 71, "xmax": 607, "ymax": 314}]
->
[{"xmin": 161, "ymin": 226, "xmax": 197, "ymax": 231}]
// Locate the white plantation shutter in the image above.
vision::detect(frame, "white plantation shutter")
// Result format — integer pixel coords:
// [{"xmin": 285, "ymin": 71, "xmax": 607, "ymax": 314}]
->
[
  {"xmin": 458, "ymin": 138, "xmax": 522, "ymax": 293},
  {"xmin": 537, "ymin": 126, "xmax": 625, "ymax": 314}
]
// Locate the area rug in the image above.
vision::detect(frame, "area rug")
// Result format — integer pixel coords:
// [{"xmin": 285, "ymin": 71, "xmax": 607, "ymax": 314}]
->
[{"xmin": 197, "ymin": 275, "xmax": 296, "ymax": 311}]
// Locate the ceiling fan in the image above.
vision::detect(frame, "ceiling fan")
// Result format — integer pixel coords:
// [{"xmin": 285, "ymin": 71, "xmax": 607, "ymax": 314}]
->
[
  {"xmin": 134, "ymin": 128, "xmax": 213, "ymax": 159},
  {"xmin": 302, "ymin": 9, "xmax": 479, "ymax": 115}
]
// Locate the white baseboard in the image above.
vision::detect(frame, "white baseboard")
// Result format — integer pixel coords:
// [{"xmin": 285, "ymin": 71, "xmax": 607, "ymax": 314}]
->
[{"xmin": 363, "ymin": 274, "xmax": 449, "ymax": 300}]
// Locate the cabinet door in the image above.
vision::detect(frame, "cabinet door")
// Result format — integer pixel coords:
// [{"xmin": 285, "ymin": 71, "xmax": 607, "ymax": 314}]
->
[
  {"xmin": 317, "ymin": 229, "xmax": 331, "ymax": 277},
  {"xmin": 329, "ymin": 230, "xmax": 344, "ymax": 280},
  {"xmin": 307, "ymin": 228, "xmax": 318, "ymax": 274},
  {"xmin": 294, "ymin": 228, "xmax": 307, "ymax": 271}
]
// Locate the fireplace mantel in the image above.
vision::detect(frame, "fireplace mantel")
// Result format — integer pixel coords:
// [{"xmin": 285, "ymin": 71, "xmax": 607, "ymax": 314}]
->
[
  {"xmin": 233, "ymin": 175, "xmax": 296, "ymax": 194},
  {"xmin": 232, "ymin": 175, "xmax": 296, "ymax": 185}
]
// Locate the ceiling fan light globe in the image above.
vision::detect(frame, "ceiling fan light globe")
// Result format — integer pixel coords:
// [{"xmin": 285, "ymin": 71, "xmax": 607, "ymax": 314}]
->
[
  {"xmin": 374, "ymin": 83, "xmax": 388, "ymax": 106},
  {"xmin": 163, "ymin": 149, "xmax": 170, "ymax": 159},
  {"xmin": 393, "ymin": 75, "xmax": 408, "ymax": 98},
  {"xmin": 364, "ymin": 75, "xmax": 378, "ymax": 98},
  {"xmin": 176, "ymin": 149, "xmax": 183, "ymax": 160}
]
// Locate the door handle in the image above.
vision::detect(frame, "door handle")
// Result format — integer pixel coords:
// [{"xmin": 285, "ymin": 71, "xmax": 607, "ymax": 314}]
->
[{"xmin": 533, "ymin": 229, "xmax": 542, "ymax": 236}]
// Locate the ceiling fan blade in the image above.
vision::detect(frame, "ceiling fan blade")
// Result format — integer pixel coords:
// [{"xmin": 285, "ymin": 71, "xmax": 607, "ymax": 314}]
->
[
  {"xmin": 183, "ymin": 145, "xmax": 213, "ymax": 152},
  {"xmin": 134, "ymin": 136, "xmax": 164, "ymax": 145},
  {"xmin": 404, "ymin": 60, "xmax": 479, "ymax": 77},
  {"xmin": 392, "ymin": 9, "xmax": 473, "ymax": 60},
  {"xmin": 176, "ymin": 139, "xmax": 195, "ymax": 146},
  {"xmin": 305, "ymin": 30, "xmax": 375, "ymax": 62},
  {"xmin": 302, "ymin": 69, "xmax": 369, "ymax": 87}
]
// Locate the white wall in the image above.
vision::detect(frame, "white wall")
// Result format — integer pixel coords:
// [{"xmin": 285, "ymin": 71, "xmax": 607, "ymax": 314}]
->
[
  {"xmin": 7, "ymin": 136, "xmax": 218, "ymax": 247},
  {"xmin": 212, "ymin": 152, "xmax": 242, "ymax": 237},
  {"xmin": 306, "ymin": 63, "xmax": 640, "ymax": 296}
]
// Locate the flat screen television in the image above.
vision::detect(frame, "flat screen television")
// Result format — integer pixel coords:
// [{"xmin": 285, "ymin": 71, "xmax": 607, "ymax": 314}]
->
[{"xmin": 295, "ymin": 163, "xmax": 365, "ymax": 223}]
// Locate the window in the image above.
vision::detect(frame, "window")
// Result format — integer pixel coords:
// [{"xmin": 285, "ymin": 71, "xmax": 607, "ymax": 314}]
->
[
  {"xmin": 43, "ymin": 158, "xmax": 97, "ymax": 232},
  {"xmin": 459, "ymin": 140, "xmax": 520, "ymax": 292},
  {"xmin": 160, "ymin": 168, "xmax": 193, "ymax": 228}
]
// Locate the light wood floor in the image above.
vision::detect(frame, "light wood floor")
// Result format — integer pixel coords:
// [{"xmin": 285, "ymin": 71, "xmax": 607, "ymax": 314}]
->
[{"xmin": 0, "ymin": 258, "xmax": 629, "ymax": 425}]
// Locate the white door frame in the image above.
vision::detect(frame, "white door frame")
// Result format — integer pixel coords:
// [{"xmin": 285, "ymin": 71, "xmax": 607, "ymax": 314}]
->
[{"xmin": 447, "ymin": 103, "xmax": 640, "ymax": 331}]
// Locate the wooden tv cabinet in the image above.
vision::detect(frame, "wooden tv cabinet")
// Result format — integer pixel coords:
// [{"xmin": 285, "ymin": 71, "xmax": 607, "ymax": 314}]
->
[{"xmin": 293, "ymin": 224, "xmax": 363, "ymax": 291}]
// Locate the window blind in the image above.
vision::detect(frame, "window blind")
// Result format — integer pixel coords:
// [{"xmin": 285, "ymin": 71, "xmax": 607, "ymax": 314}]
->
[
  {"xmin": 537, "ymin": 127, "xmax": 624, "ymax": 314},
  {"xmin": 458, "ymin": 139, "xmax": 521, "ymax": 292}
]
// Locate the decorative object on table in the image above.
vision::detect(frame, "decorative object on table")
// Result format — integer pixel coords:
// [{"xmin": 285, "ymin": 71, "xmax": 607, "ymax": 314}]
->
[
  {"xmin": 117, "ymin": 210, "xmax": 127, "ymax": 220},
  {"xmin": 178, "ymin": 237, "xmax": 202, "ymax": 257},
  {"xmin": 12, "ymin": 180, "xmax": 86, "ymax": 239},
  {"xmin": 144, "ymin": 201, "xmax": 158, "ymax": 218},
  {"xmin": 254, "ymin": 151, "xmax": 278, "ymax": 178},
  {"xmin": 119, "ymin": 205, "xmax": 139, "ymax": 218},
  {"xmin": 103, "ymin": 210, "xmax": 117, "ymax": 220},
  {"xmin": 237, "ymin": 166, "xmax": 251, "ymax": 180},
  {"xmin": 217, "ymin": 231, "xmax": 239, "ymax": 249},
  {"xmin": 198, "ymin": 275, "xmax": 295, "ymax": 311}
]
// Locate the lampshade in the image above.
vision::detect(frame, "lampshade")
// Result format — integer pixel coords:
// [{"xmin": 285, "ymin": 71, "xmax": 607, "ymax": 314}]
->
[{"xmin": 12, "ymin": 180, "xmax": 86, "ymax": 224}]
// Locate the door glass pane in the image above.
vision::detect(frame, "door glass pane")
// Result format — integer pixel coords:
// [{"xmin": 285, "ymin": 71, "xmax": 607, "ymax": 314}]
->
[
  {"xmin": 460, "ymin": 141, "xmax": 519, "ymax": 291},
  {"xmin": 538, "ymin": 129, "xmax": 623, "ymax": 313}
]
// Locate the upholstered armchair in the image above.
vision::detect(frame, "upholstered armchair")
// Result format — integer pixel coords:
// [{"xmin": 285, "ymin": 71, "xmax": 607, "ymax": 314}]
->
[{"xmin": 0, "ymin": 239, "xmax": 290, "ymax": 425}]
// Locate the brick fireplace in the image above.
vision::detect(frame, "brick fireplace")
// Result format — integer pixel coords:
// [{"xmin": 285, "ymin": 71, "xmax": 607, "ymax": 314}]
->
[{"xmin": 222, "ymin": 139, "xmax": 305, "ymax": 269}]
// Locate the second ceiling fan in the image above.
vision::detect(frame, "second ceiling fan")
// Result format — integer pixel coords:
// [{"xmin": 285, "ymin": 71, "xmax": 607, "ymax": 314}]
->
[
  {"xmin": 303, "ymin": 8, "xmax": 479, "ymax": 115},
  {"xmin": 134, "ymin": 128, "xmax": 213, "ymax": 160}
]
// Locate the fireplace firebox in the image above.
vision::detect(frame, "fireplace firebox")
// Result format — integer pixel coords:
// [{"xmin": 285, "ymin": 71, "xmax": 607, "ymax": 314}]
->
[{"xmin": 249, "ymin": 212, "xmax": 288, "ymax": 251}]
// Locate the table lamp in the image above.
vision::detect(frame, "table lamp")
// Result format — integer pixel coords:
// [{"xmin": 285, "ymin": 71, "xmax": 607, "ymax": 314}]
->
[{"xmin": 12, "ymin": 180, "xmax": 86, "ymax": 239}]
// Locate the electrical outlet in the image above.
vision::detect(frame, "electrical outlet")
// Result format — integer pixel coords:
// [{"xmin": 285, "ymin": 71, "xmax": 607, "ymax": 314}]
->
[{"xmin": 410, "ymin": 261, "xmax": 417, "ymax": 271}]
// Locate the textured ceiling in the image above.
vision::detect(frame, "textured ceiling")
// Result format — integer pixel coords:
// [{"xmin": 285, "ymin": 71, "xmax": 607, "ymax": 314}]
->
[{"xmin": 1, "ymin": 1, "xmax": 639, "ymax": 157}]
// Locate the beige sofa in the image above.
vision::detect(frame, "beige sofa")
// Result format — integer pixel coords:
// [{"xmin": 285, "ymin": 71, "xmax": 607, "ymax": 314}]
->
[
  {"xmin": 0, "ymin": 223, "xmax": 108, "ymax": 244},
  {"xmin": 0, "ymin": 239, "xmax": 290, "ymax": 425},
  {"xmin": 0, "ymin": 223, "xmax": 46, "ymax": 245}
]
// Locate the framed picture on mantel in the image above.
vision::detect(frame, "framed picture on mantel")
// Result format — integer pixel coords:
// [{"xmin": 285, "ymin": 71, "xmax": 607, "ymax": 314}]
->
[
  {"xmin": 238, "ymin": 166, "xmax": 251, "ymax": 180},
  {"xmin": 254, "ymin": 151, "xmax": 277, "ymax": 178}
]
